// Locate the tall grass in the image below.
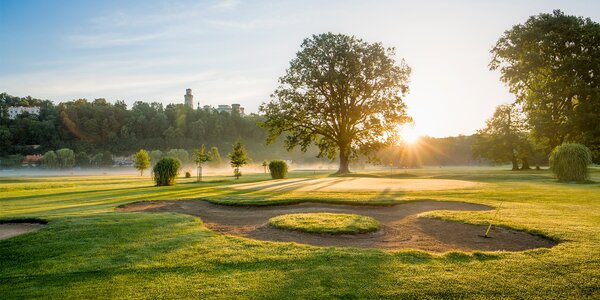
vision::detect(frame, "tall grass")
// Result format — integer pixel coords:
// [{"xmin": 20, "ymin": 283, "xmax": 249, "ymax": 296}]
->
[
  {"xmin": 152, "ymin": 157, "xmax": 181, "ymax": 186},
  {"xmin": 549, "ymin": 143, "xmax": 592, "ymax": 182},
  {"xmin": 268, "ymin": 160, "xmax": 288, "ymax": 179}
]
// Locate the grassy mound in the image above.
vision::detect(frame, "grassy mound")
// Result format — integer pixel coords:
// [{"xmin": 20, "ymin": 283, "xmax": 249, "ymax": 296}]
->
[{"xmin": 268, "ymin": 213, "xmax": 380, "ymax": 234}]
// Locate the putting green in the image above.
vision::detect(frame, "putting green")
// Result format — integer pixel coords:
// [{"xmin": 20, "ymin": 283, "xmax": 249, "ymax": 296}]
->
[{"xmin": 231, "ymin": 177, "xmax": 479, "ymax": 192}]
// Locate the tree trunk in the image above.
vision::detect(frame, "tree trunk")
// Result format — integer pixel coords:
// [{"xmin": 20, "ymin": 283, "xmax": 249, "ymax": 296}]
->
[
  {"xmin": 336, "ymin": 149, "xmax": 350, "ymax": 174},
  {"xmin": 520, "ymin": 158, "xmax": 531, "ymax": 170},
  {"xmin": 511, "ymin": 155, "xmax": 519, "ymax": 171}
]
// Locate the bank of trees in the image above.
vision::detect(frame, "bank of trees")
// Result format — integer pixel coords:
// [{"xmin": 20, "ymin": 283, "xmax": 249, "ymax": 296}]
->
[
  {"xmin": 483, "ymin": 10, "xmax": 600, "ymax": 164},
  {"xmin": 474, "ymin": 10, "xmax": 600, "ymax": 167},
  {"xmin": 0, "ymin": 93, "xmax": 306, "ymax": 163}
]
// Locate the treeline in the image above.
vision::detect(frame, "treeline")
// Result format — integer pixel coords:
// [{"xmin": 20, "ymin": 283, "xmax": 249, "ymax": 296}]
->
[
  {"xmin": 0, "ymin": 93, "xmax": 323, "ymax": 166},
  {"xmin": 375, "ymin": 135, "xmax": 482, "ymax": 168}
]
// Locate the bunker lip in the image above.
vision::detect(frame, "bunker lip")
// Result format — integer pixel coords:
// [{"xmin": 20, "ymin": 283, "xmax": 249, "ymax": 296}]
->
[
  {"xmin": 118, "ymin": 200, "xmax": 558, "ymax": 252},
  {"xmin": 0, "ymin": 219, "xmax": 47, "ymax": 241}
]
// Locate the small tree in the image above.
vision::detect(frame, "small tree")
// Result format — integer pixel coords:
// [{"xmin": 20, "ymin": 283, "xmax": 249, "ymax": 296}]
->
[
  {"xmin": 269, "ymin": 160, "xmax": 288, "ymax": 179},
  {"xmin": 42, "ymin": 151, "xmax": 58, "ymax": 169},
  {"xmin": 550, "ymin": 143, "xmax": 592, "ymax": 182},
  {"xmin": 262, "ymin": 160, "xmax": 268, "ymax": 174},
  {"xmin": 209, "ymin": 147, "xmax": 222, "ymax": 167},
  {"xmin": 153, "ymin": 157, "xmax": 181, "ymax": 186},
  {"xmin": 75, "ymin": 152, "xmax": 90, "ymax": 167},
  {"xmin": 228, "ymin": 141, "xmax": 248, "ymax": 179},
  {"xmin": 193, "ymin": 144, "xmax": 211, "ymax": 182},
  {"xmin": 133, "ymin": 149, "xmax": 151, "ymax": 176},
  {"xmin": 102, "ymin": 151, "xmax": 113, "ymax": 167},
  {"xmin": 56, "ymin": 148, "xmax": 75, "ymax": 168}
]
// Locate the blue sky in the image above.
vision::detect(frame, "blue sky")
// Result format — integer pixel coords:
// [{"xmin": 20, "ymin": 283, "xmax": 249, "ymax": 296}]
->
[{"xmin": 1, "ymin": 0, "xmax": 599, "ymax": 137}]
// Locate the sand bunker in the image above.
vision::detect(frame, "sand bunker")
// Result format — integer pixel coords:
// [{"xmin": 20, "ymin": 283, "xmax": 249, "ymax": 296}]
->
[
  {"xmin": 0, "ymin": 223, "xmax": 45, "ymax": 240},
  {"xmin": 119, "ymin": 200, "xmax": 556, "ymax": 252},
  {"xmin": 230, "ymin": 177, "xmax": 479, "ymax": 192}
]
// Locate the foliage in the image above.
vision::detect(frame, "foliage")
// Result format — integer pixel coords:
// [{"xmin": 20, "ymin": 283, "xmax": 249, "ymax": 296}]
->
[
  {"xmin": 185, "ymin": 171, "xmax": 191, "ymax": 178},
  {"xmin": 208, "ymin": 147, "xmax": 222, "ymax": 167},
  {"xmin": 268, "ymin": 160, "xmax": 288, "ymax": 179},
  {"xmin": 75, "ymin": 152, "xmax": 90, "ymax": 167},
  {"xmin": 193, "ymin": 145, "xmax": 211, "ymax": 181},
  {"xmin": 150, "ymin": 150, "xmax": 163, "ymax": 165},
  {"xmin": 261, "ymin": 33, "xmax": 412, "ymax": 174},
  {"xmin": 56, "ymin": 148, "xmax": 75, "ymax": 168},
  {"xmin": 472, "ymin": 104, "xmax": 534, "ymax": 170},
  {"xmin": 42, "ymin": 151, "xmax": 58, "ymax": 168},
  {"xmin": 91, "ymin": 153, "xmax": 104, "ymax": 167},
  {"xmin": 133, "ymin": 149, "xmax": 151, "ymax": 176},
  {"xmin": 490, "ymin": 10, "xmax": 600, "ymax": 161},
  {"xmin": 549, "ymin": 143, "xmax": 592, "ymax": 182},
  {"xmin": 268, "ymin": 213, "xmax": 380, "ymax": 234},
  {"xmin": 0, "ymin": 154, "xmax": 23, "ymax": 167},
  {"xmin": 165, "ymin": 149, "xmax": 190, "ymax": 165},
  {"xmin": 152, "ymin": 157, "xmax": 181, "ymax": 186},
  {"xmin": 101, "ymin": 151, "xmax": 113, "ymax": 167},
  {"xmin": 228, "ymin": 141, "xmax": 248, "ymax": 179}
]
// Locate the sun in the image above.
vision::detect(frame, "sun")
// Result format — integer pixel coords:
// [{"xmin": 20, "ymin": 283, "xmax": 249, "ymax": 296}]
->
[{"xmin": 401, "ymin": 126, "xmax": 421, "ymax": 144}]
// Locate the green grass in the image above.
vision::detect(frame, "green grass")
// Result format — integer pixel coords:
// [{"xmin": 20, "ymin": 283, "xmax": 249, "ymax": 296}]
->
[
  {"xmin": 268, "ymin": 213, "xmax": 380, "ymax": 234},
  {"xmin": 0, "ymin": 167, "xmax": 599, "ymax": 298}
]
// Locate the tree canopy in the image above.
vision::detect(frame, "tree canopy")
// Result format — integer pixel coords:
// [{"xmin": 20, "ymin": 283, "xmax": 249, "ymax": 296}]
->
[
  {"xmin": 472, "ymin": 104, "xmax": 534, "ymax": 170},
  {"xmin": 228, "ymin": 141, "xmax": 248, "ymax": 179},
  {"xmin": 133, "ymin": 149, "xmax": 150, "ymax": 176},
  {"xmin": 490, "ymin": 10, "xmax": 600, "ymax": 161},
  {"xmin": 261, "ymin": 33, "xmax": 412, "ymax": 174}
]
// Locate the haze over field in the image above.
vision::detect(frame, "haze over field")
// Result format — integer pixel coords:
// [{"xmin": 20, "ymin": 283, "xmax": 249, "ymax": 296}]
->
[{"xmin": 2, "ymin": 0, "xmax": 599, "ymax": 137}]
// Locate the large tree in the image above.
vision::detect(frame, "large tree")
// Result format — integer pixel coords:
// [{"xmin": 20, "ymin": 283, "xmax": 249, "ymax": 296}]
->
[
  {"xmin": 261, "ymin": 33, "xmax": 412, "ymax": 174},
  {"xmin": 472, "ymin": 104, "xmax": 533, "ymax": 170},
  {"xmin": 490, "ymin": 10, "xmax": 600, "ymax": 161}
]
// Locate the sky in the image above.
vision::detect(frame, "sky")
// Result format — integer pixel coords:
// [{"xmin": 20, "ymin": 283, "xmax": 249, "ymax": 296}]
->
[{"xmin": 1, "ymin": 0, "xmax": 599, "ymax": 137}]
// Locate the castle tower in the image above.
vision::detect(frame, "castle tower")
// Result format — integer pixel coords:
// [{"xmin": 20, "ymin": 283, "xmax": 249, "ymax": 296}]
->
[{"xmin": 184, "ymin": 88, "xmax": 194, "ymax": 108}]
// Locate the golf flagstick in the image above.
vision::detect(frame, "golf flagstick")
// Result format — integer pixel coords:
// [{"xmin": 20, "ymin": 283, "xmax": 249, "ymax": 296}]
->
[{"xmin": 480, "ymin": 201, "xmax": 503, "ymax": 238}]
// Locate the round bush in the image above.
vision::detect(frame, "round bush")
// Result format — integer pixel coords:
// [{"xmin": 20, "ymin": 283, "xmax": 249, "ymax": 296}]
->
[
  {"xmin": 549, "ymin": 143, "xmax": 592, "ymax": 182},
  {"xmin": 268, "ymin": 160, "xmax": 288, "ymax": 179},
  {"xmin": 268, "ymin": 213, "xmax": 380, "ymax": 234},
  {"xmin": 153, "ymin": 157, "xmax": 182, "ymax": 186},
  {"xmin": 185, "ymin": 171, "xmax": 191, "ymax": 178}
]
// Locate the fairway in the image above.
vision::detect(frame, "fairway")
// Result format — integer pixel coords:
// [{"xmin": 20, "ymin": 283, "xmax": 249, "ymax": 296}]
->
[
  {"xmin": 1, "ymin": 168, "xmax": 599, "ymax": 298},
  {"xmin": 231, "ymin": 177, "xmax": 479, "ymax": 192}
]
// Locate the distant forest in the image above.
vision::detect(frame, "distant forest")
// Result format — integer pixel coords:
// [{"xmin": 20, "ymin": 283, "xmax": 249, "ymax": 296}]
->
[{"xmin": 0, "ymin": 93, "xmax": 482, "ymax": 168}]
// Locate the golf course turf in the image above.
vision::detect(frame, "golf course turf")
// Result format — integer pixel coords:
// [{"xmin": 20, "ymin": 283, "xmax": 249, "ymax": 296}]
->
[{"xmin": 1, "ymin": 167, "xmax": 599, "ymax": 298}]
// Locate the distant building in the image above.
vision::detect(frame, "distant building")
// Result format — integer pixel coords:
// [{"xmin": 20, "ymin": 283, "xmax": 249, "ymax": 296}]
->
[
  {"xmin": 215, "ymin": 104, "xmax": 245, "ymax": 116},
  {"xmin": 21, "ymin": 154, "xmax": 43, "ymax": 167},
  {"xmin": 231, "ymin": 103, "xmax": 245, "ymax": 116},
  {"xmin": 7, "ymin": 106, "xmax": 40, "ymax": 120},
  {"xmin": 186, "ymin": 89, "xmax": 245, "ymax": 116},
  {"xmin": 216, "ymin": 104, "xmax": 232, "ymax": 114},
  {"xmin": 184, "ymin": 88, "xmax": 194, "ymax": 108}
]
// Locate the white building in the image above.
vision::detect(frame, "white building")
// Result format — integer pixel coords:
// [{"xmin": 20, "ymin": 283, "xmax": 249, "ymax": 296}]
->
[{"xmin": 7, "ymin": 106, "xmax": 40, "ymax": 120}]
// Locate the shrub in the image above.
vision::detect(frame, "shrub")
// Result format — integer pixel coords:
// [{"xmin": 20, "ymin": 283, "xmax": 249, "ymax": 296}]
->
[
  {"xmin": 153, "ymin": 157, "xmax": 181, "ymax": 186},
  {"xmin": 269, "ymin": 160, "xmax": 288, "ymax": 179},
  {"xmin": 185, "ymin": 171, "xmax": 191, "ymax": 178},
  {"xmin": 549, "ymin": 143, "xmax": 592, "ymax": 182}
]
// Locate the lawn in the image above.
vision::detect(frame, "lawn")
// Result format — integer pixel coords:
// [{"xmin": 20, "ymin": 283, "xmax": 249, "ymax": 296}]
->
[{"xmin": 0, "ymin": 167, "xmax": 599, "ymax": 299}]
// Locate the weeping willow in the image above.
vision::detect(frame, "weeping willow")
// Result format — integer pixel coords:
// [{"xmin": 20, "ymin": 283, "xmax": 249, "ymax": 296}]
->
[
  {"xmin": 550, "ymin": 143, "xmax": 592, "ymax": 182},
  {"xmin": 153, "ymin": 157, "xmax": 181, "ymax": 186}
]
